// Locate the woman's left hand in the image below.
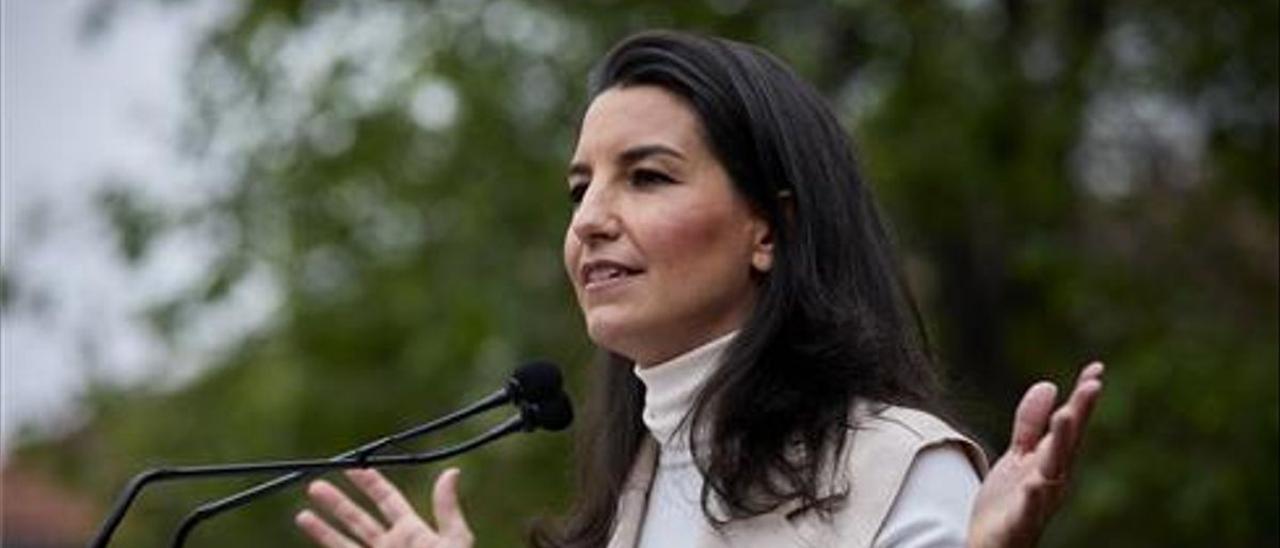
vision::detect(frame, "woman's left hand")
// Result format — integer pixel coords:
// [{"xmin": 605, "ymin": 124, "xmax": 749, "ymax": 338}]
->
[
  {"xmin": 295, "ymin": 467, "xmax": 474, "ymax": 548},
  {"xmin": 967, "ymin": 362, "xmax": 1105, "ymax": 548}
]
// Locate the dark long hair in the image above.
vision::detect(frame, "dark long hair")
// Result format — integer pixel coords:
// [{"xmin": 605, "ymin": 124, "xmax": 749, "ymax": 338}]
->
[{"xmin": 531, "ymin": 30, "xmax": 946, "ymax": 547}]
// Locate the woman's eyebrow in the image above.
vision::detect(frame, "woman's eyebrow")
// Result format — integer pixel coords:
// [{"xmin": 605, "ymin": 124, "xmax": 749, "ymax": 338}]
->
[
  {"xmin": 567, "ymin": 144, "xmax": 685, "ymax": 182},
  {"xmin": 618, "ymin": 144, "xmax": 685, "ymax": 165}
]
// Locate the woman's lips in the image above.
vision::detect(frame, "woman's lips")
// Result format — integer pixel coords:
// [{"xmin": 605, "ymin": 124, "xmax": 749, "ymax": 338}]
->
[{"xmin": 580, "ymin": 260, "xmax": 644, "ymax": 291}]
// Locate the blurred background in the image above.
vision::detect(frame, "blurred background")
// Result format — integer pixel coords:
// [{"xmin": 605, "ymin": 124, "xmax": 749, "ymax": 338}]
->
[{"xmin": 1, "ymin": 0, "xmax": 1275, "ymax": 546}]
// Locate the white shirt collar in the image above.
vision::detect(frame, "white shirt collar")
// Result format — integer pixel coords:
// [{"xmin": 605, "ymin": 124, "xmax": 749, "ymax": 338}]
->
[{"xmin": 632, "ymin": 331, "xmax": 737, "ymax": 447}]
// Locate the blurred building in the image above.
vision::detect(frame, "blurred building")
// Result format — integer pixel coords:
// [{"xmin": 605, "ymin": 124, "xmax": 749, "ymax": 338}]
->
[{"xmin": 1, "ymin": 463, "xmax": 97, "ymax": 548}]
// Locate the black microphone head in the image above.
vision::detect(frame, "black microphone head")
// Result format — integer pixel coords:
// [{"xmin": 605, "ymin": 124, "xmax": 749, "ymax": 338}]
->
[
  {"xmin": 510, "ymin": 360, "xmax": 562, "ymax": 403},
  {"xmin": 525, "ymin": 392, "xmax": 574, "ymax": 432}
]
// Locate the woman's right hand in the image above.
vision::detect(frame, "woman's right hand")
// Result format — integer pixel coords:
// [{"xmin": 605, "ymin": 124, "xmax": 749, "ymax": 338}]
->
[
  {"xmin": 967, "ymin": 362, "xmax": 1104, "ymax": 548},
  {"xmin": 295, "ymin": 467, "xmax": 475, "ymax": 548}
]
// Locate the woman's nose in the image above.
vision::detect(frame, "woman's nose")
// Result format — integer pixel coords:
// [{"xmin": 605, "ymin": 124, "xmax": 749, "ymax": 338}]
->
[{"xmin": 570, "ymin": 184, "xmax": 621, "ymax": 244}]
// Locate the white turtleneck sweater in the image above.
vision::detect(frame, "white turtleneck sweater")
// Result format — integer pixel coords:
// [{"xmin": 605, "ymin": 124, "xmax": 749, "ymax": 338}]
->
[{"xmin": 632, "ymin": 332, "xmax": 979, "ymax": 547}]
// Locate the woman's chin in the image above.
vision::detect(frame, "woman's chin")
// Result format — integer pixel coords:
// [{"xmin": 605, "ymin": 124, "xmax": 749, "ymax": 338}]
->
[{"xmin": 584, "ymin": 315, "xmax": 645, "ymax": 361}]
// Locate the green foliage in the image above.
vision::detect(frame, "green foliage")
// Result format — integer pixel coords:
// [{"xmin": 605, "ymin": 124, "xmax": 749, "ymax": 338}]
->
[{"xmin": 15, "ymin": 0, "xmax": 1276, "ymax": 546}]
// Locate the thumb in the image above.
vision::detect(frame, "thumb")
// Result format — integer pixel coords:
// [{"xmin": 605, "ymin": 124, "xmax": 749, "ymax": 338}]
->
[{"xmin": 432, "ymin": 468, "xmax": 474, "ymax": 541}]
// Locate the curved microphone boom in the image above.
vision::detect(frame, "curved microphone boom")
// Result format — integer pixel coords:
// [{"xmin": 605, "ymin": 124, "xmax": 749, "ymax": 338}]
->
[{"xmin": 89, "ymin": 361, "xmax": 569, "ymax": 548}]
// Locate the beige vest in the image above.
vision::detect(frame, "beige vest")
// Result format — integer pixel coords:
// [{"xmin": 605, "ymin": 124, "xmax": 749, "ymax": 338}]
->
[{"xmin": 605, "ymin": 404, "xmax": 988, "ymax": 548}]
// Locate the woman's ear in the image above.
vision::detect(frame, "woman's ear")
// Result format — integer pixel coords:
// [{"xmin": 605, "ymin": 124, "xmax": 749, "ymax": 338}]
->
[
  {"xmin": 750, "ymin": 218, "xmax": 774, "ymax": 273},
  {"xmin": 750, "ymin": 190, "xmax": 791, "ymax": 274}
]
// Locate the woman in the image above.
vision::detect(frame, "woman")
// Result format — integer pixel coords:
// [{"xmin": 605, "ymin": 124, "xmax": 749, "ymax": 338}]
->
[{"xmin": 294, "ymin": 31, "xmax": 1103, "ymax": 548}]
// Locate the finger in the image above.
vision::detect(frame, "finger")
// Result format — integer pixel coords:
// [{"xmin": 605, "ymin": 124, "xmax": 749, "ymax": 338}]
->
[
  {"xmin": 432, "ymin": 468, "xmax": 475, "ymax": 540},
  {"xmin": 1062, "ymin": 377, "xmax": 1103, "ymax": 460},
  {"xmin": 1038, "ymin": 364, "xmax": 1106, "ymax": 481},
  {"xmin": 345, "ymin": 467, "xmax": 421, "ymax": 525},
  {"xmin": 1010, "ymin": 382, "xmax": 1058, "ymax": 454},
  {"xmin": 295, "ymin": 509, "xmax": 361, "ymax": 548},
  {"xmin": 1071, "ymin": 361, "xmax": 1105, "ymax": 426},
  {"xmin": 1078, "ymin": 361, "xmax": 1105, "ymax": 384},
  {"xmin": 305, "ymin": 480, "xmax": 386, "ymax": 544},
  {"xmin": 1040, "ymin": 409, "xmax": 1076, "ymax": 480}
]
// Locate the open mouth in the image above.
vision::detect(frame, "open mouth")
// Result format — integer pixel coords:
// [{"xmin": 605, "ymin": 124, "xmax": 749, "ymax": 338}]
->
[{"xmin": 582, "ymin": 263, "xmax": 643, "ymax": 289}]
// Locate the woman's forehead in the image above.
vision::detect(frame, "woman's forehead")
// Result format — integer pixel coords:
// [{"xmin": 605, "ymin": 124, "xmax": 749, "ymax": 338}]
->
[{"xmin": 572, "ymin": 86, "xmax": 705, "ymax": 162}]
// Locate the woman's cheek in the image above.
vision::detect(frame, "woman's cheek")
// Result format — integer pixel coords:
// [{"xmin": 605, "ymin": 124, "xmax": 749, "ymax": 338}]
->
[
  {"xmin": 649, "ymin": 206, "xmax": 735, "ymax": 272},
  {"xmin": 562, "ymin": 233, "xmax": 583, "ymax": 298}
]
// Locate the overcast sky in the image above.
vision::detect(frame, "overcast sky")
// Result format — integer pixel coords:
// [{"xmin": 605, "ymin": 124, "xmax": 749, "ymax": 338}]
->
[{"xmin": 0, "ymin": 0, "xmax": 256, "ymax": 456}]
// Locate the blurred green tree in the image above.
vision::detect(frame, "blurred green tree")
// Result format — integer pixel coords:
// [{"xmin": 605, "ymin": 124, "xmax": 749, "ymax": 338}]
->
[{"xmin": 12, "ymin": 0, "xmax": 1275, "ymax": 546}]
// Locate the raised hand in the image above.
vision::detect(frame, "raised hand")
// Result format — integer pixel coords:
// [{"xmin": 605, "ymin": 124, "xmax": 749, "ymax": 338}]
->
[
  {"xmin": 968, "ymin": 362, "xmax": 1105, "ymax": 548},
  {"xmin": 295, "ymin": 467, "xmax": 474, "ymax": 548}
]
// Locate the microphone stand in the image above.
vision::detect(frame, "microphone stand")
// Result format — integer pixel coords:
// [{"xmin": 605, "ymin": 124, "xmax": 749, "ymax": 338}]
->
[
  {"xmin": 168, "ymin": 414, "xmax": 527, "ymax": 547},
  {"xmin": 90, "ymin": 389, "xmax": 515, "ymax": 548}
]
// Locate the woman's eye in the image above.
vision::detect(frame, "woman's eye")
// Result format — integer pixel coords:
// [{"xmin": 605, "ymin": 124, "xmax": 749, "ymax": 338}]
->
[
  {"xmin": 631, "ymin": 168, "xmax": 673, "ymax": 186},
  {"xmin": 568, "ymin": 182, "xmax": 588, "ymax": 205}
]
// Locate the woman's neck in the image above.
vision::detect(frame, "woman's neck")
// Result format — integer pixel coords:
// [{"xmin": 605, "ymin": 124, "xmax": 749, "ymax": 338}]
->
[{"xmin": 631, "ymin": 324, "xmax": 743, "ymax": 369}]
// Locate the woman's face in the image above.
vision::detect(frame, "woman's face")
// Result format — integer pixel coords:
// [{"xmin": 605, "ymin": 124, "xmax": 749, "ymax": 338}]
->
[{"xmin": 564, "ymin": 85, "xmax": 773, "ymax": 366}]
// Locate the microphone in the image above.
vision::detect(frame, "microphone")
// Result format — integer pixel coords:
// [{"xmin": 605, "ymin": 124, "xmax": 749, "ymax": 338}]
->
[
  {"xmin": 89, "ymin": 362, "xmax": 570, "ymax": 548},
  {"xmin": 508, "ymin": 360, "xmax": 564, "ymax": 404},
  {"xmin": 518, "ymin": 389, "xmax": 574, "ymax": 432}
]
